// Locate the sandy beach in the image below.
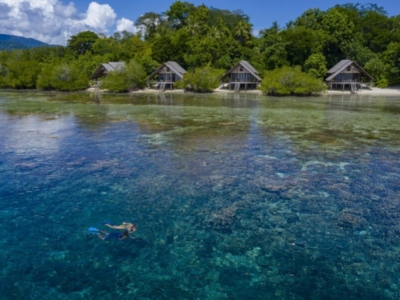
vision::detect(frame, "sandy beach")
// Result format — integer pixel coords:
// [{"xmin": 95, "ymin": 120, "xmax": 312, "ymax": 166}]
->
[
  {"xmin": 325, "ymin": 86, "xmax": 400, "ymax": 96},
  {"xmin": 135, "ymin": 86, "xmax": 400, "ymax": 96},
  {"xmin": 87, "ymin": 86, "xmax": 400, "ymax": 96}
]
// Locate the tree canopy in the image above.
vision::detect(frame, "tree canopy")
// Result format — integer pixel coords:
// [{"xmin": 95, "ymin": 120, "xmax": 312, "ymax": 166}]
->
[{"xmin": 0, "ymin": 1, "xmax": 399, "ymax": 91}]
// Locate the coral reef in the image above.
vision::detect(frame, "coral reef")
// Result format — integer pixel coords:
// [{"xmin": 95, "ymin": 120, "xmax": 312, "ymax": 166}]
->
[{"xmin": 1, "ymin": 92, "xmax": 400, "ymax": 299}]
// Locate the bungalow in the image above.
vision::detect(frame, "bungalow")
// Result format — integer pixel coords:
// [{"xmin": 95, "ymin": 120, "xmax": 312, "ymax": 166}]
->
[
  {"xmin": 89, "ymin": 62, "xmax": 126, "ymax": 80},
  {"xmin": 147, "ymin": 61, "xmax": 186, "ymax": 90},
  {"xmin": 326, "ymin": 60, "xmax": 374, "ymax": 92},
  {"xmin": 220, "ymin": 60, "xmax": 261, "ymax": 92}
]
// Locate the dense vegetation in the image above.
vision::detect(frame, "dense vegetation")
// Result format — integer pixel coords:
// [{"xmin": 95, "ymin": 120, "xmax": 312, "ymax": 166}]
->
[
  {"xmin": 177, "ymin": 66, "xmax": 225, "ymax": 92},
  {"xmin": 0, "ymin": 2, "xmax": 399, "ymax": 93},
  {"xmin": 260, "ymin": 66, "xmax": 327, "ymax": 95},
  {"xmin": 101, "ymin": 60, "xmax": 146, "ymax": 92}
]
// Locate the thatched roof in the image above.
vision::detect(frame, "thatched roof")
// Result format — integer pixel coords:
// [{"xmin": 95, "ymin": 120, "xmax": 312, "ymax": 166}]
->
[
  {"xmin": 90, "ymin": 62, "xmax": 126, "ymax": 80},
  {"xmin": 220, "ymin": 60, "xmax": 261, "ymax": 82},
  {"xmin": 147, "ymin": 61, "xmax": 186, "ymax": 80},
  {"xmin": 326, "ymin": 60, "xmax": 374, "ymax": 81}
]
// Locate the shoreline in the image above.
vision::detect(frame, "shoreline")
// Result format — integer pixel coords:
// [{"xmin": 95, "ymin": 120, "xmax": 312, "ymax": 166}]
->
[
  {"xmin": 4, "ymin": 86, "xmax": 399, "ymax": 97},
  {"xmin": 324, "ymin": 86, "xmax": 400, "ymax": 96},
  {"xmin": 123, "ymin": 86, "xmax": 400, "ymax": 96}
]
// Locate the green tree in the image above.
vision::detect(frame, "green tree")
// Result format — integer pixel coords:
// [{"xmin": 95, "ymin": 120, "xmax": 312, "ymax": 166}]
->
[
  {"xmin": 322, "ymin": 8, "xmax": 355, "ymax": 41},
  {"xmin": 37, "ymin": 62, "xmax": 56, "ymax": 90},
  {"xmin": 208, "ymin": 8, "xmax": 250, "ymax": 31},
  {"xmin": 185, "ymin": 5, "xmax": 209, "ymax": 36},
  {"xmin": 118, "ymin": 34, "xmax": 147, "ymax": 61},
  {"xmin": 234, "ymin": 20, "xmax": 252, "ymax": 46},
  {"xmin": 381, "ymin": 42, "xmax": 400, "ymax": 85},
  {"xmin": 67, "ymin": 31, "xmax": 99, "ymax": 56},
  {"xmin": 151, "ymin": 35, "xmax": 179, "ymax": 65},
  {"xmin": 260, "ymin": 66, "xmax": 326, "ymax": 95},
  {"xmin": 259, "ymin": 23, "xmax": 289, "ymax": 70},
  {"xmin": 280, "ymin": 23, "xmax": 331, "ymax": 65},
  {"xmin": 321, "ymin": 8, "xmax": 355, "ymax": 64},
  {"xmin": 166, "ymin": 1, "xmax": 195, "ymax": 29},
  {"xmin": 304, "ymin": 53, "xmax": 328, "ymax": 78},
  {"xmin": 135, "ymin": 12, "xmax": 162, "ymax": 40},
  {"xmin": 390, "ymin": 15, "xmax": 400, "ymax": 42},
  {"xmin": 364, "ymin": 57, "xmax": 387, "ymax": 87},
  {"xmin": 4, "ymin": 50, "xmax": 41, "ymax": 88},
  {"xmin": 294, "ymin": 8, "xmax": 325, "ymax": 29},
  {"xmin": 360, "ymin": 11, "xmax": 392, "ymax": 52},
  {"xmin": 51, "ymin": 63, "xmax": 89, "ymax": 91},
  {"xmin": 340, "ymin": 38, "xmax": 376, "ymax": 66},
  {"xmin": 92, "ymin": 37, "xmax": 120, "ymax": 58},
  {"xmin": 101, "ymin": 60, "xmax": 146, "ymax": 92},
  {"xmin": 179, "ymin": 65, "xmax": 224, "ymax": 92}
]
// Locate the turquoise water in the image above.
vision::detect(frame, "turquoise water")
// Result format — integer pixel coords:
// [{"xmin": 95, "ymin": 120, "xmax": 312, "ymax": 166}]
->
[{"xmin": 1, "ymin": 91, "xmax": 400, "ymax": 299}]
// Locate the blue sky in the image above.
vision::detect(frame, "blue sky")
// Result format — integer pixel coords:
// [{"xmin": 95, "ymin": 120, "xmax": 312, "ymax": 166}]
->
[{"xmin": 0, "ymin": 0, "xmax": 399, "ymax": 45}]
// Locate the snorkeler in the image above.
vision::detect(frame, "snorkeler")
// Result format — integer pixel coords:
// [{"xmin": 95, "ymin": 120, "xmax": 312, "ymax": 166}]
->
[
  {"xmin": 97, "ymin": 230, "xmax": 135, "ymax": 241},
  {"xmin": 104, "ymin": 221, "xmax": 137, "ymax": 233}
]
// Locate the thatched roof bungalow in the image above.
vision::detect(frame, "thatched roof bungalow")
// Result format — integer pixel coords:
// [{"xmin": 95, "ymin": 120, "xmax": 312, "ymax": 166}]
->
[
  {"xmin": 147, "ymin": 61, "xmax": 186, "ymax": 90},
  {"xmin": 220, "ymin": 60, "xmax": 261, "ymax": 91},
  {"xmin": 326, "ymin": 60, "xmax": 374, "ymax": 92},
  {"xmin": 89, "ymin": 62, "xmax": 126, "ymax": 80}
]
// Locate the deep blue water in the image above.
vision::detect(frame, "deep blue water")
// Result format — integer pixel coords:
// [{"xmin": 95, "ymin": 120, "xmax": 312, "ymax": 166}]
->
[{"xmin": 1, "ymin": 91, "xmax": 400, "ymax": 299}]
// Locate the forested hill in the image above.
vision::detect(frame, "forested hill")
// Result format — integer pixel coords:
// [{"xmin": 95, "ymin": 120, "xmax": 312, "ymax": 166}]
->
[
  {"xmin": 0, "ymin": 34, "xmax": 49, "ymax": 50},
  {"xmin": 0, "ymin": 1, "xmax": 399, "ymax": 91}
]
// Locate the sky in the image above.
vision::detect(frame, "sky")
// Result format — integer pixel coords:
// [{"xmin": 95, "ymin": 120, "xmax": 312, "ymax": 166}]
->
[{"xmin": 0, "ymin": 0, "xmax": 399, "ymax": 45}]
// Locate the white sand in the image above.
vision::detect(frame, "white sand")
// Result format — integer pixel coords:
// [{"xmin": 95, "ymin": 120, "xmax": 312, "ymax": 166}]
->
[
  {"xmin": 133, "ymin": 88, "xmax": 186, "ymax": 94},
  {"xmin": 325, "ymin": 86, "xmax": 400, "ymax": 96},
  {"xmin": 86, "ymin": 86, "xmax": 400, "ymax": 96},
  {"xmin": 138, "ymin": 86, "xmax": 400, "ymax": 96},
  {"xmin": 213, "ymin": 87, "xmax": 262, "ymax": 94}
]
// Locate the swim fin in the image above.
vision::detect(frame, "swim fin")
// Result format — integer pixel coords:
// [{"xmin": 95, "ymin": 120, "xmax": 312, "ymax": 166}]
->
[{"xmin": 88, "ymin": 227, "xmax": 100, "ymax": 234}]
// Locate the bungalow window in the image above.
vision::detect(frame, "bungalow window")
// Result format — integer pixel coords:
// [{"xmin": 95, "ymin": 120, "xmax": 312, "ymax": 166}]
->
[
  {"xmin": 239, "ymin": 67, "xmax": 243, "ymax": 72},
  {"xmin": 346, "ymin": 66, "xmax": 351, "ymax": 71},
  {"xmin": 166, "ymin": 67, "xmax": 170, "ymax": 72}
]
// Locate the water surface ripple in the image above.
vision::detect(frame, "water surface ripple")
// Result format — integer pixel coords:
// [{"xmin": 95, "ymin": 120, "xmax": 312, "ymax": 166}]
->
[{"xmin": 1, "ymin": 91, "xmax": 400, "ymax": 299}]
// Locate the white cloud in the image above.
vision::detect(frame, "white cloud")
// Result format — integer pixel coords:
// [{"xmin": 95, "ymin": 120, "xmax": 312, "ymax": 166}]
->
[
  {"xmin": 116, "ymin": 18, "xmax": 137, "ymax": 33},
  {"xmin": 81, "ymin": 2, "xmax": 116, "ymax": 30},
  {"xmin": 0, "ymin": 0, "xmax": 134, "ymax": 45},
  {"xmin": 54, "ymin": 1, "xmax": 77, "ymax": 18}
]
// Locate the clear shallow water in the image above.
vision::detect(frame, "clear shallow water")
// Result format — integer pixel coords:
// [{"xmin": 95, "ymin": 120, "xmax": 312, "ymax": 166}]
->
[{"xmin": 1, "ymin": 91, "xmax": 400, "ymax": 299}]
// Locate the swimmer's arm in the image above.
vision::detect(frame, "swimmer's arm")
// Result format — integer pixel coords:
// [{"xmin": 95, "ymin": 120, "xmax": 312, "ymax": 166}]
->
[{"xmin": 104, "ymin": 224, "xmax": 124, "ymax": 229}]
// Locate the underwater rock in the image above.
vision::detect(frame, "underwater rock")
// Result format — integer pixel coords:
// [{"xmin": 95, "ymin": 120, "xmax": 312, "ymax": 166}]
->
[
  {"xmin": 204, "ymin": 206, "xmax": 237, "ymax": 232},
  {"xmin": 286, "ymin": 215, "xmax": 300, "ymax": 224},
  {"xmin": 258, "ymin": 177, "xmax": 293, "ymax": 193},
  {"xmin": 268, "ymin": 215, "xmax": 287, "ymax": 227},
  {"xmin": 256, "ymin": 254, "xmax": 271, "ymax": 267},
  {"xmin": 218, "ymin": 236, "xmax": 248, "ymax": 255},
  {"xmin": 49, "ymin": 250, "xmax": 68, "ymax": 261},
  {"xmin": 131, "ymin": 238, "xmax": 150, "ymax": 248},
  {"xmin": 337, "ymin": 211, "xmax": 366, "ymax": 228}
]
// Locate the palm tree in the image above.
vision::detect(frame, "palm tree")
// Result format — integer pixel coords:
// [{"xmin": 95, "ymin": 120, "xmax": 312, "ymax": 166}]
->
[
  {"xmin": 186, "ymin": 17, "xmax": 201, "ymax": 35},
  {"xmin": 235, "ymin": 21, "xmax": 252, "ymax": 45}
]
